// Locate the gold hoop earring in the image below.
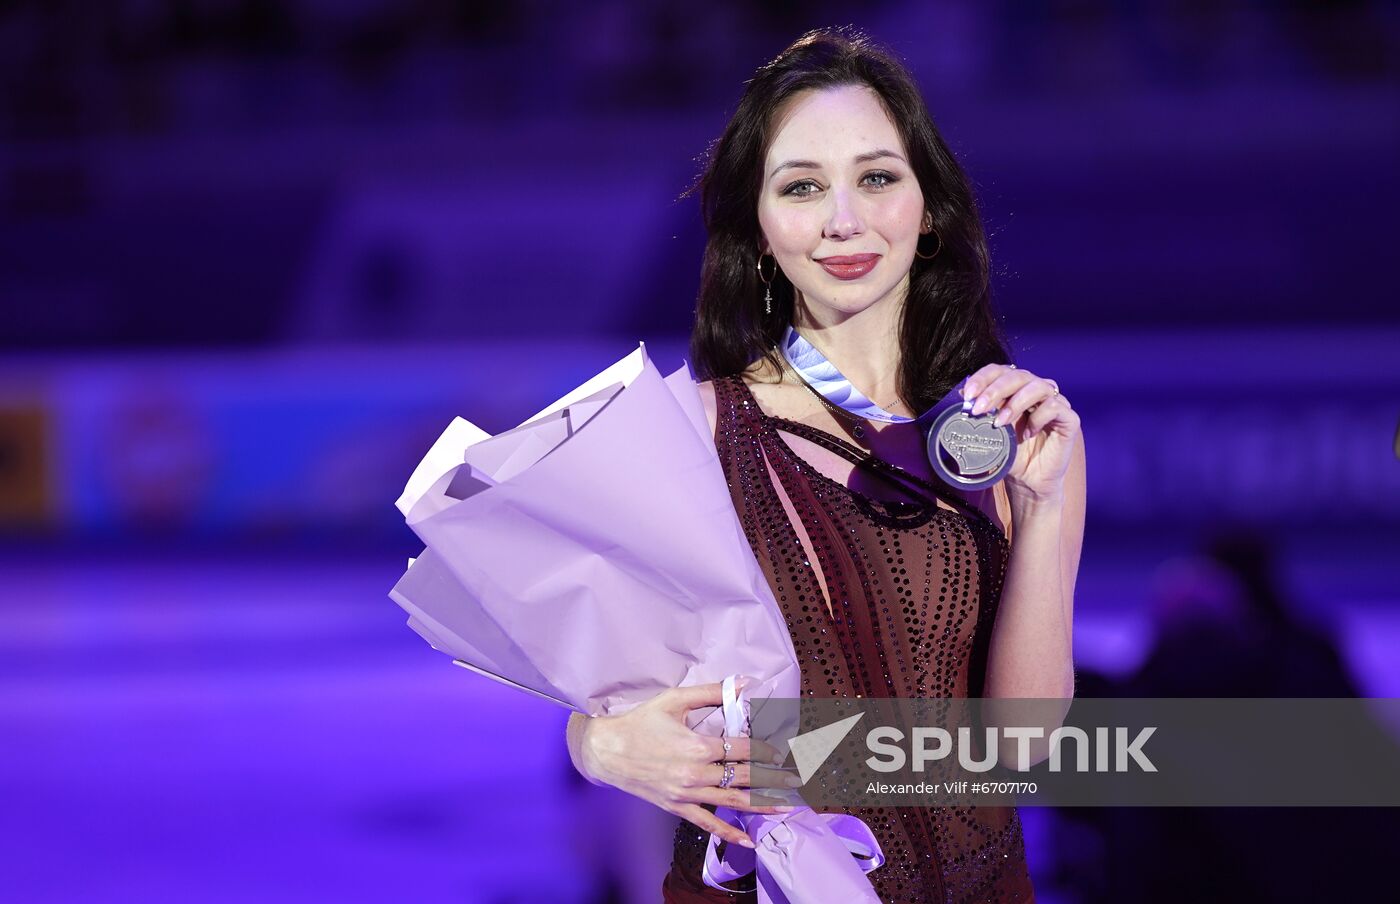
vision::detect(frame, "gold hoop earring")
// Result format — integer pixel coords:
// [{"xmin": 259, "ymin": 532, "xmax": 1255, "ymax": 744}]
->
[
  {"xmin": 756, "ymin": 253, "xmax": 777, "ymax": 315},
  {"xmin": 915, "ymin": 229, "xmax": 943, "ymax": 260}
]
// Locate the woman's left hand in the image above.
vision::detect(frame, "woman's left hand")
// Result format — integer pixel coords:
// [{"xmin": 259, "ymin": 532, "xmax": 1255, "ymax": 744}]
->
[{"xmin": 962, "ymin": 364, "xmax": 1080, "ymax": 505}]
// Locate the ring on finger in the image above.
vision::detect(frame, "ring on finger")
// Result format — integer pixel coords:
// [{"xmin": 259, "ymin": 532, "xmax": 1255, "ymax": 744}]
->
[
  {"xmin": 719, "ymin": 762, "xmax": 736, "ymax": 789},
  {"xmin": 1046, "ymin": 378, "xmax": 1060, "ymax": 396}
]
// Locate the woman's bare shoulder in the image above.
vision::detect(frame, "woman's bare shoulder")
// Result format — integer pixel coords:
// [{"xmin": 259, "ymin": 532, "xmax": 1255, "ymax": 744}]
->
[{"xmin": 696, "ymin": 358, "xmax": 789, "ymax": 436}]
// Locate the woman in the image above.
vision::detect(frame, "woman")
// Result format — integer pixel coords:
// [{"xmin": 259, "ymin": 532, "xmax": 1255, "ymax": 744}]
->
[{"xmin": 567, "ymin": 27, "xmax": 1084, "ymax": 903}]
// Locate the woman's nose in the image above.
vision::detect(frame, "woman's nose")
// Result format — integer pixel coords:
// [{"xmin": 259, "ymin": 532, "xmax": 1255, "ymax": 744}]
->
[{"xmin": 823, "ymin": 189, "xmax": 864, "ymax": 240}]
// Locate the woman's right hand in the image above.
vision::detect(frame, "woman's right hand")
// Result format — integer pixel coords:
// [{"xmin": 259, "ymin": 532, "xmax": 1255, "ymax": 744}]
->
[{"xmin": 571, "ymin": 679, "xmax": 795, "ymax": 849}]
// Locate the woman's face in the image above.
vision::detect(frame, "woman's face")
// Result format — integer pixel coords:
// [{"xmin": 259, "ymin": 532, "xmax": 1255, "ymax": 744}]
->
[{"xmin": 757, "ymin": 84, "xmax": 927, "ymax": 324}]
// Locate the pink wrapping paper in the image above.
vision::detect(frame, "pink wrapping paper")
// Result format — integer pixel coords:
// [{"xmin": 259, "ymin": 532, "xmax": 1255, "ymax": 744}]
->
[{"xmin": 389, "ymin": 345, "xmax": 883, "ymax": 902}]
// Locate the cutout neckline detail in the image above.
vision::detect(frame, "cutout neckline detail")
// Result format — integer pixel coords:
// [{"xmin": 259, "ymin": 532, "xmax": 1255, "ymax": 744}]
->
[{"xmin": 727, "ymin": 375, "xmax": 993, "ymax": 530}]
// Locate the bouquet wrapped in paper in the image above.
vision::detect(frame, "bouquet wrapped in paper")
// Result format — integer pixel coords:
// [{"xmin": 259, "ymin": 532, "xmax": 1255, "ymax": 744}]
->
[{"xmin": 389, "ymin": 345, "xmax": 884, "ymax": 902}]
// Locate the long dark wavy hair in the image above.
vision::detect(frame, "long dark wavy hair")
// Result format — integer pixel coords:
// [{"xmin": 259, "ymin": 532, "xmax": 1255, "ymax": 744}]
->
[{"xmin": 687, "ymin": 26, "xmax": 1011, "ymax": 414}]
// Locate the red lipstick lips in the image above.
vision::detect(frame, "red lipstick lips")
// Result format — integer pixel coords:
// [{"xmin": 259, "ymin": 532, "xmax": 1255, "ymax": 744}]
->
[{"xmin": 816, "ymin": 253, "xmax": 881, "ymax": 280}]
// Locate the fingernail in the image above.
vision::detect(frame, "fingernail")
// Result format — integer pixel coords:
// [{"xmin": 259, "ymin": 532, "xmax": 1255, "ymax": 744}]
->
[
  {"xmin": 993, "ymin": 410, "xmax": 1009, "ymax": 427},
  {"xmin": 739, "ymin": 837, "xmax": 756, "ymax": 849},
  {"xmin": 784, "ymin": 776, "xmax": 803, "ymax": 788},
  {"xmin": 972, "ymin": 397, "xmax": 987, "ymax": 415},
  {"xmin": 774, "ymin": 805, "xmax": 798, "ymax": 813},
  {"xmin": 964, "ymin": 382, "xmax": 978, "ymax": 398}
]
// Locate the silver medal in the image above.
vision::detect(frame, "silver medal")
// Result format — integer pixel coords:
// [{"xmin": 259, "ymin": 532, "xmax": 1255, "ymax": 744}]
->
[{"xmin": 926, "ymin": 405, "xmax": 1017, "ymax": 489}]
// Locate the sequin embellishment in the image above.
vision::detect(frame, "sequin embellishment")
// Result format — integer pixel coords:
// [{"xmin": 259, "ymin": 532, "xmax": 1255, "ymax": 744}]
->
[{"xmin": 662, "ymin": 377, "xmax": 1036, "ymax": 904}]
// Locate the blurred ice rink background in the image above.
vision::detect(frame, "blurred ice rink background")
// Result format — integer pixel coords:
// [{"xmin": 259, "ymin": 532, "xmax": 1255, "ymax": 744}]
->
[{"xmin": 2, "ymin": 3, "xmax": 1397, "ymax": 902}]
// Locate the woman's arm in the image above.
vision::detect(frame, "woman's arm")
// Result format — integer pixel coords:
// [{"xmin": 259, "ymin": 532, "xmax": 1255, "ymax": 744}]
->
[
  {"xmin": 956, "ymin": 362, "xmax": 1084, "ymax": 715},
  {"xmin": 984, "ymin": 431, "xmax": 1085, "ymax": 703}
]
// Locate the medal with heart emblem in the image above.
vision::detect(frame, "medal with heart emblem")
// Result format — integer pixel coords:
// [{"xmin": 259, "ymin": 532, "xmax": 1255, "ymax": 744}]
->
[{"xmin": 926, "ymin": 404, "xmax": 1016, "ymax": 489}]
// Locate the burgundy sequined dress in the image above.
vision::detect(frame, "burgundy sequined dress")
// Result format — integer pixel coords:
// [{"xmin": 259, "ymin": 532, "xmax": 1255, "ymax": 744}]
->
[{"xmin": 662, "ymin": 375, "xmax": 1035, "ymax": 904}]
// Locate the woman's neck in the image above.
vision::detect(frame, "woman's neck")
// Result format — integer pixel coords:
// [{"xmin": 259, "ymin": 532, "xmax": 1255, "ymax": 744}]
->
[{"xmin": 791, "ymin": 291, "xmax": 905, "ymax": 410}]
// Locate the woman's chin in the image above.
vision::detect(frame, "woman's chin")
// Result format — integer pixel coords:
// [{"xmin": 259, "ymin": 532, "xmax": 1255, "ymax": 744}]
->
[{"xmin": 795, "ymin": 286, "xmax": 902, "ymax": 321}]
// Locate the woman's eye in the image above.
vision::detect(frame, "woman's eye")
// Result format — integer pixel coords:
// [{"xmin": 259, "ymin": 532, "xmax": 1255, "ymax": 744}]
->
[{"xmin": 781, "ymin": 172, "xmax": 899, "ymax": 197}]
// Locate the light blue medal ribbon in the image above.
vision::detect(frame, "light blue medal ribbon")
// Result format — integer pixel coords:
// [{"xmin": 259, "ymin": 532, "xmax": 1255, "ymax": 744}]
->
[{"xmin": 779, "ymin": 326, "xmax": 963, "ymax": 426}]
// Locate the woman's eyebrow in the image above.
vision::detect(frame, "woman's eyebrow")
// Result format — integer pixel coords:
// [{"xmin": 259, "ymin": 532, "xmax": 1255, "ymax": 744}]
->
[{"xmin": 768, "ymin": 148, "xmax": 906, "ymax": 179}]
